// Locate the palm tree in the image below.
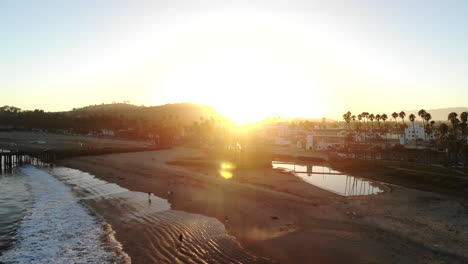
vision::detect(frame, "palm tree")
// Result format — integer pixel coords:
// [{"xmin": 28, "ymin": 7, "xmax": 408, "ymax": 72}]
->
[
  {"xmin": 439, "ymin": 123, "xmax": 449, "ymax": 137},
  {"xmin": 423, "ymin": 113, "xmax": 432, "ymax": 142},
  {"xmin": 342, "ymin": 111, "xmax": 352, "ymax": 130},
  {"xmin": 399, "ymin": 111, "xmax": 406, "ymax": 142},
  {"xmin": 399, "ymin": 111, "xmax": 406, "ymax": 125},
  {"xmin": 369, "ymin": 114, "xmax": 375, "ymax": 129},
  {"xmin": 438, "ymin": 123, "xmax": 450, "ymax": 163},
  {"xmin": 460, "ymin": 111, "xmax": 468, "ymax": 142},
  {"xmin": 409, "ymin": 114, "xmax": 416, "ymax": 142},
  {"xmin": 392, "ymin": 112, "xmax": 398, "ymax": 129},
  {"xmin": 427, "ymin": 120, "xmax": 436, "ymax": 141},
  {"xmin": 375, "ymin": 114, "xmax": 381, "ymax": 129},
  {"xmin": 351, "ymin": 115, "xmax": 356, "ymax": 130},
  {"xmin": 448, "ymin": 112, "xmax": 459, "ymax": 136},
  {"xmin": 361, "ymin": 112, "xmax": 369, "ymax": 130},
  {"xmin": 418, "ymin": 109, "xmax": 427, "ymax": 124},
  {"xmin": 357, "ymin": 114, "xmax": 363, "ymax": 132},
  {"xmin": 381, "ymin": 114, "xmax": 388, "ymax": 128}
]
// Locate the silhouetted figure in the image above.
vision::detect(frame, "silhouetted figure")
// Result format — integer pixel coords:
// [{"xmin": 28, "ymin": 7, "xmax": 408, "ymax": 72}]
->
[
  {"xmin": 179, "ymin": 234, "xmax": 183, "ymax": 242},
  {"xmin": 148, "ymin": 192, "xmax": 151, "ymax": 203}
]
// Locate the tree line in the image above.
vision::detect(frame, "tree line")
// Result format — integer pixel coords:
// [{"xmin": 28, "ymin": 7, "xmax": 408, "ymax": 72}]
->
[{"xmin": 342, "ymin": 109, "xmax": 467, "ymax": 141}]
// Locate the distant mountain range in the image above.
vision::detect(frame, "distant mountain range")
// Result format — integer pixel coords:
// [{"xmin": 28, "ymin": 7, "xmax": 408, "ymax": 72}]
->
[{"xmin": 398, "ymin": 107, "xmax": 468, "ymax": 121}]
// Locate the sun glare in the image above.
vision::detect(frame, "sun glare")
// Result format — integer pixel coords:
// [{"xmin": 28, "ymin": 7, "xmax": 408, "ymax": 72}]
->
[
  {"xmin": 154, "ymin": 53, "xmax": 327, "ymax": 123},
  {"xmin": 150, "ymin": 11, "xmax": 331, "ymax": 123}
]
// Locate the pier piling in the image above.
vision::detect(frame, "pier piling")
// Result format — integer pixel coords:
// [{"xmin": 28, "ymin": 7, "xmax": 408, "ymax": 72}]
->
[{"xmin": 0, "ymin": 150, "xmax": 56, "ymax": 174}]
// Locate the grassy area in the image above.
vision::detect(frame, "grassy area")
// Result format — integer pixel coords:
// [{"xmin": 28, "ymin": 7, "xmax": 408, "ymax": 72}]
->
[{"xmin": 376, "ymin": 160, "xmax": 463, "ymax": 175}]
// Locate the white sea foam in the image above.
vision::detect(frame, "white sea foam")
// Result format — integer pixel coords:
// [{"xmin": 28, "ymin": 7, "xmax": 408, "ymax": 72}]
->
[{"xmin": 0, "ymin": 166, "xmax": 130, "ymax": 264}]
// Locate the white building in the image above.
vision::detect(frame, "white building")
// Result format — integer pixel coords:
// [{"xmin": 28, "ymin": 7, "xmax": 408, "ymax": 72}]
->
[
  {"xmin": 274, "ymin": 136, "xmax": 292, "ymax": 146},
  {"xmin": 405, "ymin": 123, "xmax": 426, "ymax": 142},
  {"xmin": 305, "ymin": 129, "xmax": 346, "ymax": 151},
  {"xmin": 101, "ymin": 129, "xmax": 115, "ymax": 136}
]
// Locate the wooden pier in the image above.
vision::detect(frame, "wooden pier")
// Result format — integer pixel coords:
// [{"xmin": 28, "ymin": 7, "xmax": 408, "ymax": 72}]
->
[{"xmin": 0, "ymin": 150, "xmax": 56, "ymax": 173}]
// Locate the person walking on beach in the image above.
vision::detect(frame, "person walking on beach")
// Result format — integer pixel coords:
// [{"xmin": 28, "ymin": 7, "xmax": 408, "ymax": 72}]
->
[{"xmin": 176, "ymin": 234, "xmax": 184, "ymax": 250}]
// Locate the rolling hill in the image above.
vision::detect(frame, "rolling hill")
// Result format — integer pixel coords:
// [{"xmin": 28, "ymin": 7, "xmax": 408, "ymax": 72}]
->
[{"xmin": 68, "ymin": 102, "xmax": 219, "ymax": 125}]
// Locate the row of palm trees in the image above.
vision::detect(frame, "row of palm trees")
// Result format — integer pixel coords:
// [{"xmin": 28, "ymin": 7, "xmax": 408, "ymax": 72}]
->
[
  {"xmin": 342, "ymin": 111, "xmax": 389, "ymax": 130},
  {"xmin": 342, "ymin": 110, "xmax": 432, "ymax": 131},
  {"xmin": 342, "ymin": 109, "xmax": 468, "ymax": 144},
  {"xmin": 441, "ymin": 111, "xmax": 468, "ymax": 141}
]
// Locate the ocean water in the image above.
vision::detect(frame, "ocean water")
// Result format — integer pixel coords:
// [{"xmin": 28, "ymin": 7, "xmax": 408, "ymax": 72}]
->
[
  {"xmin": 0, "ymin": 171, "xmax": 32, "ymax": 254},
  {"xmin": 0, "ymin": 166, "xmax": 130, "ymax": 264},
  {"xmin": 0, "ymin": 166, "xmax": 270, "ymax": 264}
]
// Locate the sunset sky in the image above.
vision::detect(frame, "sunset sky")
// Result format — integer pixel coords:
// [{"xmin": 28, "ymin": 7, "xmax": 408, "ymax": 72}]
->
[{"xmin": 1, "ymin": 0, "xmax": 467, "ymax": 122}]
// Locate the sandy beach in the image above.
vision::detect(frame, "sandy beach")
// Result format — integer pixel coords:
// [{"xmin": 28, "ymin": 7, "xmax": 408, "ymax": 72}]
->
[{"xmin": 57, "ymin": 147, "xmax": 468, "ymax": 264}]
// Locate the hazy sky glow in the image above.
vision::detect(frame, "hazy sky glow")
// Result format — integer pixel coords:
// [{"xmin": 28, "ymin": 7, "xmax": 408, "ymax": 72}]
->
[{"xmin": 1, "ymin": 0, "xmax": 467, "ymax": 121}]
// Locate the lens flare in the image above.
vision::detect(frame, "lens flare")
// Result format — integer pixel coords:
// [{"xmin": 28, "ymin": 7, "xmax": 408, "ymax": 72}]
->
[
  {"xmin": 219, "ymin": 162, "xmax": 235, "ymax": 179},
  {"xmin": 219, "ymin": 170, "xmax": 233, "ymax": 179}
]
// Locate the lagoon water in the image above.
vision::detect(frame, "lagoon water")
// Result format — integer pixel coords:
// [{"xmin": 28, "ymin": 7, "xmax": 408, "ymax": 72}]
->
[{"xmin": 272, "ymin": 161, "xmax": 383, "ymax": 196}]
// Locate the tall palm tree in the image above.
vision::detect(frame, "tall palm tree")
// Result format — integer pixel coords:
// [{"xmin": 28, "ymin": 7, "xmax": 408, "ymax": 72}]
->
[
  {"xmin": 438, "ymin": 123, "xmax": 449, "ymax": 150},
  {"xmin": 391, "ymin": 112, "xmax": 399, "ymax": 142},
  {"xmin": 418, "ymin": 109, "xmax": 426, "ymax": 124},
  {"xmin": 409, "ymin": 114, "xmax": 416, "ymax": 142},
  {"xmin": 357, "ymin": 114, "xmax": 363, "ymax": 131},
  {"xmin": 381, "ymin": 114, "xmax": 388, "ymax": 129},
  {"xmin": 448, "ymin": 112, "xmax": 459, "ymax": 136},
  {"xmin": 399, "ymin": 111, "xmax": 406, "ymax": 142},
  {"xmin": 369, "ymin": 114, "xmax": 375, "ymax": 129},
  {"xmin": 423, "ymin": 112, "xmax": 432, "ymax": 142},
  {"xmin": 399, "ymin": 111, "xmax": 406, "ymax": 125},
  {"xmin": 351, "ymin": 115, "xmax": 356, "ymax": 130},
  {"xmin": 439, "ymin": 123, "xmax": 449, "ymax": 136},
  {"xmin": 428, "ymin": 120, "xmax": 436, "ymax": 140},
  {"xmin": 391, "ymin": 112, "xmax": 398, "ymax": 129},
  {"xmin": 460, "ymin": 111, "xmax": 468, "ymax": 142},
  {"xmin": 342, "ymin": 111, "xmax": 352, "ymax": 129},
  {"xmin": 361, "ymin": 112, "xmax": 369, "ymax": 130},
  {"xmin": 375, "ymin": 114, "xmax": 381, "ymax": 129}
]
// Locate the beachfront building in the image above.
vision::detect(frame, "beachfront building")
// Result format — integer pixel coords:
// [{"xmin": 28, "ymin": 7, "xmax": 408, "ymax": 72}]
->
[
  {"xmin": 305, "ymin": 129, "xmax": 346, "ymax": 151},
  {"xmin": 257, "ymin": 122, "xmax": 299, "ymax": 147},
  {"xmin": 405, "ymin": 123, "xmax": 425, "ymax": 142},
  {"xmin": 101, "ymin": 129, "xmax": 115, "ymax": 136},
  {"xmin": 274, "ymin": 136, "xmax": 293, "ymax": 146}
]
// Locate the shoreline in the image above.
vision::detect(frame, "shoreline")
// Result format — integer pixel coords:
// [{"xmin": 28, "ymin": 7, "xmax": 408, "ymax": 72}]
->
[
  {"xmin": 48, "ymin": 166, "xmax": 270, "ymax": 264},
  {"xmin": 57, "ymin": 147, "xmax": 468, "ymax": 263}
]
